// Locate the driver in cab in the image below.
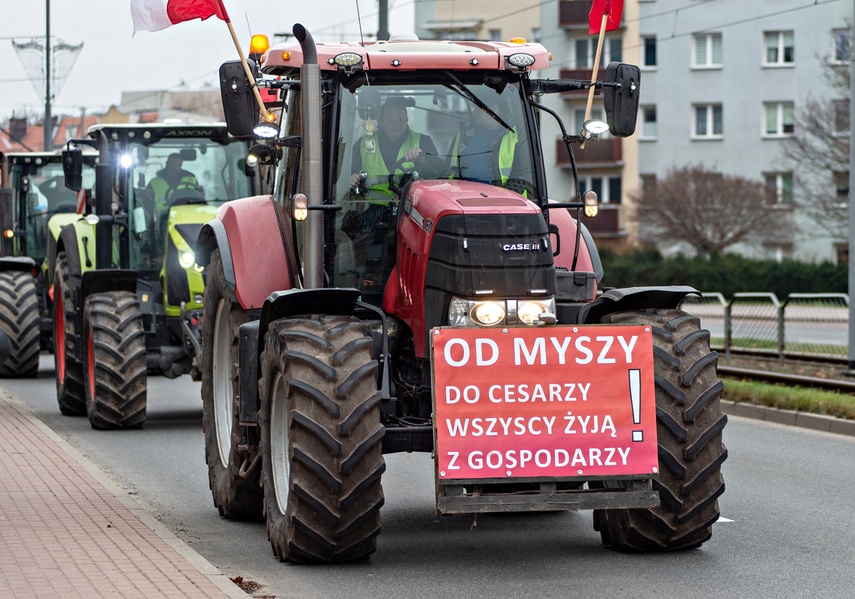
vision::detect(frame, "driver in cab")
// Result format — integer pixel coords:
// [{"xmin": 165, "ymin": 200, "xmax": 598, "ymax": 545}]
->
[{"xmin": 349, "ymin": 97, "xmax": 443, "ymax": 201}]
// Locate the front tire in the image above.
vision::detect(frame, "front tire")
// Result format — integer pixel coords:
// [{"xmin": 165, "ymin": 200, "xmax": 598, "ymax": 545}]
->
[
  {"xmin": 53, "ymin": 252, "xmax": 85, "ymax": 415},
  {"xmin": 259, "ymin": 315, "xmax": 385, "ymax": 563},
  {"xmin": 83, "ymin": 291, "xmax": 147, "ymax": 430},
  {"xmin": 593, "ymin": 309, "xmax": 727, "ymax": 551},
  {"xmin": 0, "ymin": 270, "xmax": 40, "ymax": 378},
  {"xmin": 201, "ymin": 249, "xmax": 263, "ymax": 519}
]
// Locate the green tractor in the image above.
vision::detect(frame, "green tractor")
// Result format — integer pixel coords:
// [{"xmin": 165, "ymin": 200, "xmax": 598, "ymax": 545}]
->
[
  {"xmin": 0, "ymin": 150, "xmax": 96, "ymax": 377},
  {"xmin": 56, "ymin": 123, "xmax": 259, "ymax": 429}
]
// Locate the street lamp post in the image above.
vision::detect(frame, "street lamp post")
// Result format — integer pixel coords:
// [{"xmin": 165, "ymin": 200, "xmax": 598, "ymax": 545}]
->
[{"xmin": 44, "ymin": 0, "xmax": 52, "ymax": 151}]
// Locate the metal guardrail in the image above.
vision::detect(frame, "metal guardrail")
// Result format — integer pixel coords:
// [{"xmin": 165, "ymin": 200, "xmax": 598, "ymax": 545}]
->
[{"xmin": 679, "ymin": 292, "xmax": 850, "ymax": 362}]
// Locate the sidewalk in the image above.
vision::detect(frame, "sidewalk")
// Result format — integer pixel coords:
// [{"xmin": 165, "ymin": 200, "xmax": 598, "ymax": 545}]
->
[{"xmin": 0, "ymin": 395, "xmax": 249, "ymax": 599}]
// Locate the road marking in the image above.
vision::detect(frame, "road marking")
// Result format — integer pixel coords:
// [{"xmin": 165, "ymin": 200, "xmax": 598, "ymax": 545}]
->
[{"xmin": 717, "ymin": 517, "xmax": 734, "ymax": 523}]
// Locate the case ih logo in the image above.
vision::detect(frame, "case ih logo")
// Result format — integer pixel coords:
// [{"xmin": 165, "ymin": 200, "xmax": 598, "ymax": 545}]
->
[{"xmin": 502, "ymin": 242, "xmax": 541, "ymax": 252}]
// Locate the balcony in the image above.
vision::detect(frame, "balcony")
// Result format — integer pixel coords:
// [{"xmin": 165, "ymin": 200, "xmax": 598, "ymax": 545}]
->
[
  {"xmin": 556, "ymin": 138, "xmax": 623, "ymax": 168},
  {"xmin": 558, "ymin": 68, "xmax": 595, "ymax": 96},
  {"xmin": 559, "ymin": 0, "xmax": 591, "ymax": 29},
  {"xmin": 584, "ymin": 206, "xmax": 621, "ymax": 235}
]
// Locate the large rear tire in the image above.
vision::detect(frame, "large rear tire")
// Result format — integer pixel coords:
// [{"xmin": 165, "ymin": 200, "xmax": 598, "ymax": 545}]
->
[
  {"xmin": 53, "ymin": 252, "xmax": 86, "ymax": 415},
  {"xmin": 593, "ymin": 309, "xmax": 727, "ymax": 551},
  {"xmin": 0, "ymin": 271, "xmax": 40, "ymax": 378},
  {"xmin": 201, "ymin": 250, "xmax": 263, "ymax": 519},
  {"xmin": 82, "ymin": 291, "xmax": 147, "ymax": 430},
  {"xmin": 259, "ymin": 315, "xmax": 385, "ymax": 563}
]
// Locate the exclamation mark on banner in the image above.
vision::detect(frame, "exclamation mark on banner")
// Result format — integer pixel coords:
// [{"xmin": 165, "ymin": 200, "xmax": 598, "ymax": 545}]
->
[{"xmin": 629, "ymin": 369, "xmax": 643, "ymax": 442}]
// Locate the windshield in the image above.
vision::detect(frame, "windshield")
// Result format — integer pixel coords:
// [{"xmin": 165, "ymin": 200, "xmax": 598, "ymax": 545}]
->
[
  {"xmin": 124, "ymin": 136, "xmax": 252, "ymax": 271},
  {"xmin": 15, "ymin": 160, "xmax": 95, "ymax": 264},
  {"xmin": 334, "ymin": 78, "xmax": 535, "ymax": 204}
]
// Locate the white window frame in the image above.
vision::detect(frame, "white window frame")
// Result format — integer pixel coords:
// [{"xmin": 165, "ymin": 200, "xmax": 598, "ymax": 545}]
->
[
  {"xmin": 573, "ymin": 36, "xmax": 622, "ymax": 69},
  {"xmin": 833, "ymin": 99, "xmax": 850, "ymax": 135},
  {"xmin": 763, "ymin": 102, "xmax": 794, "ymax": 137},
  {"xmin": 832, "ymin": 28, "xmax": 850, "ymax": 63},
  {"xmin": 763, "ymin": 31, "xmax": 794, "ymax": 67},
  {"xmin": 764, "ymin": 172, "xmax": 794, "ymax": 205},
  {"xmin": 579, "ymin": 175, "xmax": 622, "ymax": 204},
  {"xmin": 641, "ymin": 36, "xmax": 657, "ymax": 68},
  {"xmin": 692, "ymin": 104, "xmax": 723, "ymax": 139},
  {"xmin": 640, "ymin": 105, "xmax": 657, "ymax": 139},
  {"xmin": 692, "ymin": 32, "xmax": 722, "ymax": 69}
]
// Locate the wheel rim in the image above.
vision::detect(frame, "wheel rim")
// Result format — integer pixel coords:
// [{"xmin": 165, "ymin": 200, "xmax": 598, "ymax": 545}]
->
[
  {"xmin": 55, "ymin": 285, "xmax": 65, "ymax": 382},
  {"xmin": 212, "ymin": 298, "xmax": 233, "ymax": 468},
  {"xmin": 87, "ymin": 324, "xmax": 95, "ymax": 401},
  {"xmin": 270, "ymin": 372, "xmax": 290, "ymax": 515}
]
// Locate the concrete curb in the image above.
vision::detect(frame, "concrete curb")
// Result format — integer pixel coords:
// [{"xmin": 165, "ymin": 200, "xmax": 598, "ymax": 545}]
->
[
  {"xmin": 5, "ymin": 396, "xmax": 250, "ymax": 599},
  {"xmin": 722, "ymin": 400, "xmax": 855, "ymax": 437}
]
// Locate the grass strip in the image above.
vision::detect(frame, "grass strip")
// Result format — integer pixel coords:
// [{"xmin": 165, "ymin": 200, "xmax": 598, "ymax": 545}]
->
[{"xmin": 723, "ymin": 378, "xmax": 855, "ymax": 420}]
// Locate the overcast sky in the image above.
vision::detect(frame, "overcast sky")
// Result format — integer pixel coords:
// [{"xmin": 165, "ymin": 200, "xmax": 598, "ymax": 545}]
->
[{"xmin": 0, "ymin": 0, "xmax": 416, "ymax": 121}]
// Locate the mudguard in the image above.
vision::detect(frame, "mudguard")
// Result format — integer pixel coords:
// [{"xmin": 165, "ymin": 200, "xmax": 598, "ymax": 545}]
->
[
  {"xmin": 0, "ymin": 256, "xmax": 38, "ymax": 273},
  {"xmin": 196, "ymin": 195, "xmax": 292, "ymax": 310},
  {"xmin": 575, "ymin": 285, "xmax": 700, "ymax": 324},
  {"xmin": 548, "ymin": 203, "xmax": 603, "ymax": 281}
]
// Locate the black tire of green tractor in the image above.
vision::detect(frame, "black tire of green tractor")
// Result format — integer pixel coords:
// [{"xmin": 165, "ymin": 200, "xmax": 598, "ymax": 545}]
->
[
  {"xmin": 258, "ymin": 315, "xmax": 385, "ymax": 563},
  {"xmin": 592, "ymin": 309, "xmax": 728, "ymax": 551},
  {"xmin": 82, "ymin": 291, "xmax": 147, "ymax": 430},
  {"xmin": 53, "ymin": 252, "xmax": 86, "ymax": 415},
  {"xmin": 0, "ymin": 271, "xmax": 41, "ymax": 378},
  {"xmin": 200, "ymin": 249, "xmax": 263, "ymax": 520}
]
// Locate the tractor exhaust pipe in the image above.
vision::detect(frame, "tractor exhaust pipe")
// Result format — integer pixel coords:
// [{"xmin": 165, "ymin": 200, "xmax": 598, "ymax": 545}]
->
[{"xmin": 293, "ymin": 23, "xmax": 324, "ymax": 289}]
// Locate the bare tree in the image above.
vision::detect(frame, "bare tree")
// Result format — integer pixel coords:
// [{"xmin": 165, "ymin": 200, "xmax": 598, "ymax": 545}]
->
[
  {"xmin": 781, "ymin": 37, "xmax": 850, "ymax": 238},
  {"xmin": 634, "ymin": 164, "xmax": 793, "ymax": 257}
]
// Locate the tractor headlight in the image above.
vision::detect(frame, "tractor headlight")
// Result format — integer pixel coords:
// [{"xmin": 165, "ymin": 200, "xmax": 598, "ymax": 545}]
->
[
  {"xmin": 447, "ymin": 297, "xmax": 555, "ymax": 327},
  {"xmin": 517, "ymin": 301, "xmax": 550, "ymax": 325},
  {"xmin": 472, "ymin": 302, "xmax": 505, "ymax": 326},
  {"xmin": 179, "ymin": 251, "xmax": 195, "ymax": 268}
]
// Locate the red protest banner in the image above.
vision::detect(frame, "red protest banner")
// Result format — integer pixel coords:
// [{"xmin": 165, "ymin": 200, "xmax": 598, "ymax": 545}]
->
[
  {"xmin": 432, "ymin": 325, "xmax": 658, "ymax": 481},
  {"xmin": 588, "ymin": 0, "xmax": 624, "ymax": 35}
]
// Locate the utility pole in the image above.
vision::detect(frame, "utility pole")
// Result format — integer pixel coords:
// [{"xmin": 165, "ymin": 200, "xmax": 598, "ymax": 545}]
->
[
  {"xmin": 44, "ymin": 0, "xmax": 52, "ymax": 151},
  {"xmin": 378, "ymin": 0, "xmax": 389, "ymax": 41},
  {"xmin": 849, "ymin": 4, "xmax": 855, "ymax": 371}
]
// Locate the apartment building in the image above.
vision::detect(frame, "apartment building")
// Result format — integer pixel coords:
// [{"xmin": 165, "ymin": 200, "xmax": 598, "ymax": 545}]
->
[{"xmin": 542, "ymin": 0, "xmax": 853, "ymax": 262}]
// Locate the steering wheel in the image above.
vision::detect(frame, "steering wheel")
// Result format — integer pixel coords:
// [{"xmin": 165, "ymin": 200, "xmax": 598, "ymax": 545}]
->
[{"xmin": 388, "ymin": 156, "xmax": 419, "ymax": 194}]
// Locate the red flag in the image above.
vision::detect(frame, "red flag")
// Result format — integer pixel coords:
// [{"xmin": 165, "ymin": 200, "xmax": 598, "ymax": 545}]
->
[
  {"xmin": 588, "ymin": 0, "xmax": 624, "ymax": 35},
  {"xmin": 131, "ymin": 0, "xmax": 230, "ymax": 34}
]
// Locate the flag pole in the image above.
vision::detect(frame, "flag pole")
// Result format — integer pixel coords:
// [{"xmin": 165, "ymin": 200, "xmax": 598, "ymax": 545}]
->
[
  {"xmin": 218, "ymin": 1, "xmax": 270, "ymax": 119},
  {"xmin": 580, "ymin": 12, "xmax": 608, "ymax": 149}
]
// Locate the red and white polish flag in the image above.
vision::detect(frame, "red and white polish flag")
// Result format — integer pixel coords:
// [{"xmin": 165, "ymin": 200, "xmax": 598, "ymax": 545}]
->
[{"xmin": 130, "ymin": 0, "xmax": 230, "ymax": 34}]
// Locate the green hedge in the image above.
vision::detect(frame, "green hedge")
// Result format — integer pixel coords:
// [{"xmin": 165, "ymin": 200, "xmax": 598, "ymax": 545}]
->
[{"xmin": 598, "ymin": 249, "xmax": 848, "ymax": 299}]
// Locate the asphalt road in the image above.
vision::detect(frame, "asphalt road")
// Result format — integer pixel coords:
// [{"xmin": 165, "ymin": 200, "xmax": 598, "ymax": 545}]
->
[{"xmin": 3, "ymin": 355, "xmax": 855, "ymax": 599}]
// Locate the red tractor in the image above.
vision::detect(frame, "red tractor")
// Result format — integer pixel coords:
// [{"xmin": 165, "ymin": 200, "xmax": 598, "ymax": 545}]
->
[{"xmin": 197, "ymin": 25, "xmax": 727, "ymax": 562}]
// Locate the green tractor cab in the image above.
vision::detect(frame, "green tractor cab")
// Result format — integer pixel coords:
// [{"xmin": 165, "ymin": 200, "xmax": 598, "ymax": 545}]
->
[
  {"xmin": 55, "ymin": 123, "xmax": 259, "ymax": 428},
  {"xmin": 0, "ymin": 150, "xmax": 96, "ymax": 377}
]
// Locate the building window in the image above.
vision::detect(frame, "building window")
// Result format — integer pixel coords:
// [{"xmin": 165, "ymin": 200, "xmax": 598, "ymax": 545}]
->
[
  {"xmin": 693, "ymin": 104, "xmax": 723, "ymax": 138},
  {"xmin": 573, "ymin": 107, "xmax": 606, "ymax": 133},
  {"xmin": 693, "ymin": 33, "xmax": 722, "ymax": 68},
  {"xmin": 763, "ymin": 244, "xmax": 792, "ymax": 263},
  {"xmin": 764, "ymin": 172, "xmax": 793, "ymax": 204},
  {"xmin": 764, "ymin": 102, "xmax": 794, "ymax": 136},
  {"xmin": 833, "ymin": 28, "xmax": 850, "ymax": 62},
  {"xmin": 834, "ymin": 99, "xmax": 850, "ymax": 134},
  {"xmin": 573, "ymin": 36, "xmax": 622, "ymax": 68},
  {"xmin": 834, "ymin": 171, "xmax": 849, "ymax": 203},
  {"xmin": 531, "ymin": 27, "xmax": 541, "ymax": 43},
  {"xmin": 642, "ymin": 36, "xmax": 657, "ymax": 67},
  {"xmin": 640, "ymin": 105, "xmax": 656, "ymax": 139},
  {"xmin": 579, "ymin": 176, "xmax": 622, "ymax": 204},
  {"xmin": 764, "ymin": 31, "xmax": 794, "ymax": 65},
  {"xmin": 489, "ymin": 29, "xmax": 501, "ymax": 41}
]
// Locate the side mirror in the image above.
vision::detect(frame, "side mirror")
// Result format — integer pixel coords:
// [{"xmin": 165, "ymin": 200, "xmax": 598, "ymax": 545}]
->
[
  {"xmin": 62, "ymin": 148, "xmax": 83, "ymax": 191},
  {"xmin": 604, "ymin": 62, "xmax": 641, "ymax": 137},
  {"xmin": 219, "ymin": 59, "xmax": 261, "ymax": 138}
]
